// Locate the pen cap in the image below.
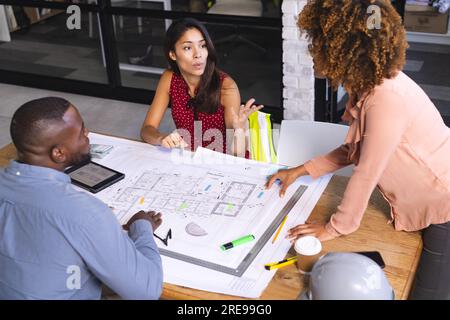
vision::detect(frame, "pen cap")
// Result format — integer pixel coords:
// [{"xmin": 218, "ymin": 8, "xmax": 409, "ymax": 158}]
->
[{"xmin": 220, "ymin": 243, "xmax": 233, "ymax": 251}]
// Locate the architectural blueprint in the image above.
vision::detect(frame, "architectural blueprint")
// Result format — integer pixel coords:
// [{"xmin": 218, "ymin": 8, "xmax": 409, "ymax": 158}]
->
[{"xmin": 86, "ymin": 133, "xmax": 332, "ymax": 297}]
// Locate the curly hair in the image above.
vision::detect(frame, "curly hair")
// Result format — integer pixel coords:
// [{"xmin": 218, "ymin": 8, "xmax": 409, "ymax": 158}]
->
[{"xmin": 298, "ymin": 0, "xmax": 408, "ymax": 95}]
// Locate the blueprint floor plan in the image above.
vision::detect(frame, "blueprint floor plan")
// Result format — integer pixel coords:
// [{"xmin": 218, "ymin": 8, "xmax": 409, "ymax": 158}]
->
[{"xmin": 86, "ymin": 133, "xmax": 331, "ymax": 297}]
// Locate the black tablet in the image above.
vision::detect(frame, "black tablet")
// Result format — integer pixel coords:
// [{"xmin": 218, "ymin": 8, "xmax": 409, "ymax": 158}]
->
[{"xmin": 64, "ymin": 161, "xmax": 125, "ymax": 194}]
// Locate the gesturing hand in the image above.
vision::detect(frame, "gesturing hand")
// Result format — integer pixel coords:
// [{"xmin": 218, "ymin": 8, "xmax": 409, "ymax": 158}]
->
[{"xmin": 232, "ymin": 98, "xmax": 264, "ymax": 130}]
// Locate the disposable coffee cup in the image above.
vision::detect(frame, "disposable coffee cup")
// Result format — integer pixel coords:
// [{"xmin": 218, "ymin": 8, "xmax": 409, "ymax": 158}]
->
[{"xmin": 294, "ymin": 236, "xmax": 323, "ymax": 275}]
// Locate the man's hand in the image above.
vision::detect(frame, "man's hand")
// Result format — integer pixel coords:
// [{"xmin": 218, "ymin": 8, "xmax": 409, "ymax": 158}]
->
[
  {"xmin": 124, "ymin": 210, "xmax": 162, "ymax": 231},
  {"xmin": 286, "ymin": 221, "xmax": 337, "ymax": 243}
]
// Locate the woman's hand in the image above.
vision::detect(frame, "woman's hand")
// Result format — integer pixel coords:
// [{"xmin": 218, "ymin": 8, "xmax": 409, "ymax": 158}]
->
[
  {"xmin": 232, "ymin": 98, "xmax": 263, "ymax": 130},
  {"xmin": 286, "ymin": 221, "xmax": 337, "ymax": 243},
  {"xmin": 266, "ymin": 165, "xmax": 308, "ymax": 198},
  {"xmin": 160, "ymin": 130, "xmax": 188, "ymax": 149}
]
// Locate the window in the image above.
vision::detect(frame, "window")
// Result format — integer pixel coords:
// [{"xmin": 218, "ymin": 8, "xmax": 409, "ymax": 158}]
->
[{"xmin": 0, "ymin": 0, "xmax": 282, "ymax": 121}]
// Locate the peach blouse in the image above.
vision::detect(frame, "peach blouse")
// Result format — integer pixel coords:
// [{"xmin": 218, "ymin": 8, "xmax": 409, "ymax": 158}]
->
[{"xmin": 304, "ymin": 72, "xmax": 450, "ymax": 236}]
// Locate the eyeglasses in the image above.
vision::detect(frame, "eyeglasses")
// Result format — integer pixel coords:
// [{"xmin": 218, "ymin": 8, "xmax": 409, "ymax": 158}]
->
[{"xmin": 153, "ymin": 228, "xmax": 172, "ymax": 246}]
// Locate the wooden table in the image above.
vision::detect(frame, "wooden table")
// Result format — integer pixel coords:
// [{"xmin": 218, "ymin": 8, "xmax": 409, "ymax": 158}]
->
[{"xmin": 0, "ymin": 143, "xmax": 422, "ymax": 300}]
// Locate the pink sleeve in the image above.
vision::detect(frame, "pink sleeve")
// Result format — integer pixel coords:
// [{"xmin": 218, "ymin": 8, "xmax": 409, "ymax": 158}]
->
[
  {"xmin": 326, "ymin": 91, "xmax": 408, "ymax": 236},
  {"xmin": 304, "ymin": 144, "xmax": 352, "ymax": 179}
]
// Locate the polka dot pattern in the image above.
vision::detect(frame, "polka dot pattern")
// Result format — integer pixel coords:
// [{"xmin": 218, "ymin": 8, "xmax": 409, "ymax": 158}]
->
[{"xmin": 170, "ymin": 72, "xmax": 228, "ymax": 154}]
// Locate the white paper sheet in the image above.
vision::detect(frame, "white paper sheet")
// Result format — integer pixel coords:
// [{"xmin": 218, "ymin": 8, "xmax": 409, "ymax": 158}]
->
[{"xmin": 85, "ymin": 133, "xmax": 331, "ymax": 298}]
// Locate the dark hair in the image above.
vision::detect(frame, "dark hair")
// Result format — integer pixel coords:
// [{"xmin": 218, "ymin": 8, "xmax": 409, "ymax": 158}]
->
[
  {"xmin": 164, "ymin": 18, "xmax": 221, "ymax": 114},
  {"xmin": 10, "ymin": 97, "xmax": 71, "ymax": 153}
]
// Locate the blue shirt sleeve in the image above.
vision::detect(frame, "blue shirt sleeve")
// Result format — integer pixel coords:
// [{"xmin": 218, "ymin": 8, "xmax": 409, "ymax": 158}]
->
[{"xmin": 65, "ymin": 200, "xmax": 163, "ymax": 300}]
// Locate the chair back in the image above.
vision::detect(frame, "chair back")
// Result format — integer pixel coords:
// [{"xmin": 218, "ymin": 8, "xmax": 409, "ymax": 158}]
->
[{"xmin": 277, "ymin": 120, "xmax": 353, "ymax": 176}]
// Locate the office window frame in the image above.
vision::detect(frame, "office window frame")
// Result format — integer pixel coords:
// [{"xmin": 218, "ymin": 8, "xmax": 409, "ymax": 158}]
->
[{"xmin": 0, "ymin": 0, "xmax": 284, "ymax": 122}]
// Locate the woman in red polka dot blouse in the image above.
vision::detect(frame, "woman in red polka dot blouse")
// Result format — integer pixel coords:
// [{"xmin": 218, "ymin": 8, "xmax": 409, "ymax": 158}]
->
[{"xmin": 140, "ymin": 18, "xmax": 262, "ymax": 157}]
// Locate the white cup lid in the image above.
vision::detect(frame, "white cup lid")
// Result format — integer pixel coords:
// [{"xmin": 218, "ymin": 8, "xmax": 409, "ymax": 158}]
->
[{"xmin": 294, "ymin": 236, "xmax": 322, "ymax": 255}]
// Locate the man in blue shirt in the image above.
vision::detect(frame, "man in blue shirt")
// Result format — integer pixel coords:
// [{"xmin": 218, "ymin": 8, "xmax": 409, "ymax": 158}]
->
[{"xmin": 0, "ymin": 97, "xmax": 163, "ymax": 299}]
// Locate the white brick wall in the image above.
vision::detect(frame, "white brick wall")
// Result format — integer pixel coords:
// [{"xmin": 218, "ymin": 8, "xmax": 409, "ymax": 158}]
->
[{"xmin": 282, "ymin": 0, "xmax": 314, "ymax": 120}]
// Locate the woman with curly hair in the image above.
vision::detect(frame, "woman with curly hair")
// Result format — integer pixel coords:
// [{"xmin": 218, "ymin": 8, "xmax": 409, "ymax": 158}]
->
[{"xmin": 267, "ymin": 0, "xmax": 450, "ymax": 299}]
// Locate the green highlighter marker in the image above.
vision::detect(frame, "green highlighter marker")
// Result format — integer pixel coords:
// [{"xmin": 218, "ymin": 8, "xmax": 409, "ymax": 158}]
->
[{"xmin": 220, "ymin": 234, "xmax": 255, "ymax": 251}]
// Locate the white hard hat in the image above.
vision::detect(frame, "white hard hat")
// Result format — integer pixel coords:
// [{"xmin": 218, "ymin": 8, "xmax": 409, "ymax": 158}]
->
[{"xmin": 302, "ymin": 252, "xmax": 394, "ymax": 300}]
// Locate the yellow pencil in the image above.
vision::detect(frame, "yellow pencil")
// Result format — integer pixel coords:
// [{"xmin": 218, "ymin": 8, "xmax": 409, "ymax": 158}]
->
[
  {"xmin": 272, "ymin": 215, "xmax": 288, "ymax": 244},
  {"xmin": 264, "ymin": 256, "xmax": 298, "ymax": 270}
]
